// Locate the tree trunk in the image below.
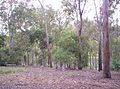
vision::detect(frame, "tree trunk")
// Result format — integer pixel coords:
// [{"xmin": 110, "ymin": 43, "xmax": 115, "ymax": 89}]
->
[
  {"xmin": 95, "ymin": 56, "xmax": 97, "ymax": 70},
  {"xmin": 8, "ymin": 1, "xmax": 14, "ymax": 55},
  {"xmin": 93, "ymin": 0, "xmax": 102, "ymax": 71},
  {"xmin": 9, "ymin": 29, "xmax": 15, "ymax": 63},
  {"xmin": 48, "ymin": 47, "xmax": 52, "ymax": 67},
  {"xmin": 60, "ymin": 62, "xmax": 63, "ymax": 70},
  {"xmin": 24, "ymin": 55, "xmax": 27, "ymax": 65},
  {"xmin": 27, "ymin": 52, "xmax": 29, "ymax": 66},
  {"xmin": 9, "ymin": 29, "xmax": 14, "ymax": 52},
  {"xmin": 102, "ymin": 0, "xmax": 111, "ymax": 78},
  {"xmin": 45, "ymin": 23, "xmax": 52, "ymax": 68},
  {"xmin": 40, "ymin": 49, "xmax": 43, "ymax": 66},
  {"xmin": 41, "ymin": 49, "xmax": 46, "ymax": 67},
  {"xmin": 98, "ymin": 37, "xmax": 102, "ymax": 71},
  {"xmin": 37, "ymin": 0, "xmax": 52, "ymax": 68},
  {"xmin": 77, "ymin": 0, "xmax": 83, "ymax": 70}
]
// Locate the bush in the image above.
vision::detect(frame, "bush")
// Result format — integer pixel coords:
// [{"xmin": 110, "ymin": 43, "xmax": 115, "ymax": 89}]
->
[
  {"xmin": 52, "ymin": 47, "xmax": 76, "ymax": 65},
  {"xmin": 0, "ymin": 47, "xmax": 23, "ymax": 66},
  {"xmin": 0, "ymin": 48, "xmax": 10, "ymax": 66},
  {"xmin": 0, "ymin": 62, "xmax": 7, "ymax": 66},
  {"xmin": 112, "ymin": 59, "xmax": 120, "ymax": 71}
]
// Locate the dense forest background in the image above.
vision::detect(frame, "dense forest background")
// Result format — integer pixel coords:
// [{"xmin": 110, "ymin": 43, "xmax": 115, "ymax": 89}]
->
[{"xmin": 0, "ymin": 0, "xmax": 120, "ymax": 78}]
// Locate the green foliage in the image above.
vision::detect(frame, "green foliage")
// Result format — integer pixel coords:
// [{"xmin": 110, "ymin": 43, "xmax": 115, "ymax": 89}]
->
[
  {"xmin": 0, "ymin": 34, "xmax": 6, "ymax": 48},
  {"xmin": 112, "ymin": 59, "xmax": 120, "ymax": 71},
  {"xmin": 0, "ymin": 47, "xmax": 23, "ymax": 66},
  {"xmin": 53, "ymin": 28, "xmax": 89, "ymax": 67},
  {"xmin": 9, "ymin": 48, "xmax": 23, "ymax": 65},
  {"xmin": 0, "ymin": 68, "xmax": 25, "ymax": 74},
  {"xmin": 0, "ymin": 70, "xmax": 16, "ymax": 74},
  {"xmin": 57, "ymin": 29, "xmax": 77, "ymax": 52},
  {"xmin": 29, "ymin": 29, "xmax": 47, "ymax": 49},
  {"xmin": 53, "ymin": 29, "xmax": 77, "ymax": 65},
  {"xmin": 111, "ymin": 36, "xmax": 120, "ymax": 71},
  {"xmin": 0, "ymin": 48, "xmax": 9, "ymax": 66},
  {"xmin": 53, "ymin": 47, "xmax": 75, "ymax": 64},
  {"xmin": 109, "ymin": 1, "xmax": 120, "ymax": 71},
  {"xmin": 1, "ymin": 0, "xmax": 119, "ymax": 71}
]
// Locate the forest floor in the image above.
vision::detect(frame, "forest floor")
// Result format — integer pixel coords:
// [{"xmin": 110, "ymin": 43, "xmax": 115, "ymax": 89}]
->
[{"xmin": 0, "ymin": 67, "xmax": 120, "ymax": 89}]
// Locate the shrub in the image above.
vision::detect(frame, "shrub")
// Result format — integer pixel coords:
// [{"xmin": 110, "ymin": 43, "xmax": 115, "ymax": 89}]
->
[{"xmin": 112, "ymin": 59, "xmax": 120, "ymax": 71}]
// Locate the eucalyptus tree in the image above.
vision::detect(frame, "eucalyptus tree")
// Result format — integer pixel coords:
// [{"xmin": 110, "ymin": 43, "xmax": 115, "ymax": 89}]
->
[
  {"xmin": 0, "ymin": 0, "xmax": 33, "ymax": 64},
  {"xmin": 102, "ymin": 0, "xmax": 111, "ymax": 78},
  {"xmin": 37, "ymin": 0, "xmax": 56, "ymax": 67},
  {"xmin": 0, "ymin": 0, "xmax": 19, "ymax": 55},
  {"xmin": 62, "ymin": 0, "xmax": 87, "ymax": 70}
]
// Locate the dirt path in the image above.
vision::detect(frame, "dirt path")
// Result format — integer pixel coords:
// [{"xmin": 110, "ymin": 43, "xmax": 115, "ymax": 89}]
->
[{"xmin": 0, "ymin": 67, "xmax": 120, "ymax": 89}]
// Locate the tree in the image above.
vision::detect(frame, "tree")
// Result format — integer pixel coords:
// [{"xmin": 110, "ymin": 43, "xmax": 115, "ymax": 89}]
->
[
  {"xmin": 53, "ymin": 28, "xmax": 77, "ymax": 69},
  {"xmin": 0, "ymin": 0, "xmax": 32, "ymax": 64},
  {"xmin": 38, "ymin": 0, "xmax": 57, "ymax": 67},
  {"xmin": 62, "ymin": 0, "xmax": 87, "ymax": 70},
  {"xmin": 76, "ymin": 0, "xmax": 87, "ymax": 70},
  {"xmin": 93, "ymin": 0, "xmax": 102, "ymax": 71},
  {"xmin": 102, "ymin": 0, "xmax": 111, "ymax": 78},
  {"xmin": 0, "ymin": 0, "xmax": 17, "ymax": 54}
]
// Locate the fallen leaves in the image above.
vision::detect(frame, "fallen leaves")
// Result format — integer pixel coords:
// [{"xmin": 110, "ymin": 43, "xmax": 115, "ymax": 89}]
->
[{"xmin": 0, "ymin": 67, "xmax": 120, "ymax": 89}]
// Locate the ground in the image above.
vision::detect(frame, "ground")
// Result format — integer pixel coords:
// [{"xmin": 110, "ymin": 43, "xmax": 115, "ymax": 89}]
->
[{"xmin": 0, "ymin": 67, "xmax": 120, "ymax": 89}]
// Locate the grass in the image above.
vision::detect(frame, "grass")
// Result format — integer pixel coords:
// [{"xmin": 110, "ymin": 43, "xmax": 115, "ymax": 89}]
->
[{"xmin": 0, "ymin": 67, "xmax": 26, "ymax": 75}]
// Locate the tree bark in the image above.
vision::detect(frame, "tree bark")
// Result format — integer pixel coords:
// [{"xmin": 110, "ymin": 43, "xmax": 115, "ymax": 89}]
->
[
  {"xmin": 77, "ymin": 0, "xmax": 84, "ymax": 70},
  {"xmin": 9, "ymin": 29, "xmax": 14, "ymax": 52},
  {"xmin": 40, "ymin": 49, "xmax": 43, "ymax": 66},
  {"xmin": 98, "ymin": 37, "xmax": 102, "ymax": 71},
  {"xmin": 45, "ymin": 23, "xmax": 52, "ymax": 68},
  {"xmin": 37, "ymin": 0, "xmax": 52, "ymax": 68},
  {"xmin": 27, "ymin": 51, "xmax": 29, "ymax": 66},
  {"xmin": 8, "ymin": 0, "xmax": 15, "ymax": 55},
  {"xmin": 102, "ymin": 0, "xmax": 111, "ymax": 78},
  {"xmin": 89, "ymin": 54, "xmax": 92, "ymax": 69}
]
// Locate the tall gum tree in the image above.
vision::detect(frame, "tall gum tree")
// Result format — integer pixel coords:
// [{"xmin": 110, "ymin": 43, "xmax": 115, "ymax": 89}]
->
[
  {"xmin": 38, "ymin": 0, "xmax": 53, "ymax": 68},
  {"xmin": 75, "ymin": 0, "xmax": 87, "ymax": 70},
  {"xmin": 102, "ymin": 0, "xmax": 111, "ymax": 78}
]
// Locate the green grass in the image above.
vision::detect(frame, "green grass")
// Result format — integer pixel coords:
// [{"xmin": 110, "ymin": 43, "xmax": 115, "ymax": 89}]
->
[{"xmin": 0, "ymin": 67, "xmax": 26, "ymax": 75}]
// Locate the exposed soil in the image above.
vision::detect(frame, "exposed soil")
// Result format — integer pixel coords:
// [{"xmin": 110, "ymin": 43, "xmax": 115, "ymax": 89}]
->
[{"xmin": 0, "ymin": 67, "xmax": 120, "ymax": 89}]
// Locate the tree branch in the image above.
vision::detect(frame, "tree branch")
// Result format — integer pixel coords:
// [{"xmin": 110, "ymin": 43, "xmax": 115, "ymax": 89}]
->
[{"xmin": 81, "ymin": 0, "xmax": 87, "ymax": 14}]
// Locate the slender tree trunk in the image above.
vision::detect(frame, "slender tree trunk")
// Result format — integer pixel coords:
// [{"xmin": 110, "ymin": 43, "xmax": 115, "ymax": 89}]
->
[
  {"xmin": 48, "ymin": 47, "xmax": 52, "ymax": 67},
  {"xmin": 37, "ymin": 0, "xmax": 52, "ymax": 68},
  {"xmin": 24, "ymin": 55, "xmax": 27, "ymax": 65},
  {"xmin": 9, "ymin": 28, "xmax": 15, "ymax": 62},
  {"xmin": 93, "ymin": 0, "xmax": 103, "ymax": 71},
  {"xmin": 77, "ymin": 0, "xmax": 84, "ymax": 70},
  {"xmin": 41, "ymin": 49, "xmax": 46, "ymax": 67},
  {"xmin": 95, "ymin": 56, "xmax": 97, "ymax": 70},
  {"xmin": 45, "ymin": 23, "xmax": 52, "ymax": 68},
  {"xmin": 9, "ymin": 29, "xmax": 14, "ymax": 52},
  {"xmin": 8, "ymin": 1, "xmax": 14, "ymax": 54},
  {"xmin": 89, "ymin": 54, "xmax": 92, "ymax": 69},
  {"xmin": 102, "ymin": 0, "xmax": 111, "ymax": 78},
  {"xmin": 27, "ymin": 52, "xmax": 29, "ymax": 66},
  {"xmin": 98, "ymin": 37, "xmax": 102, "ymax": 71},
  {"xmin": 40, "ymin": 49, "xmax": 43, "ymax": 66},
  {"xmin": 60, "ymin": 62, "xmax": 63, "ymax": 70},
  {"xmin": 77, "ymin": 20, "xmax": 82, "ymax": 70},
  {"xmin": 55, "ymin": 62, "xmax": 58, "ymax": 69}
]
